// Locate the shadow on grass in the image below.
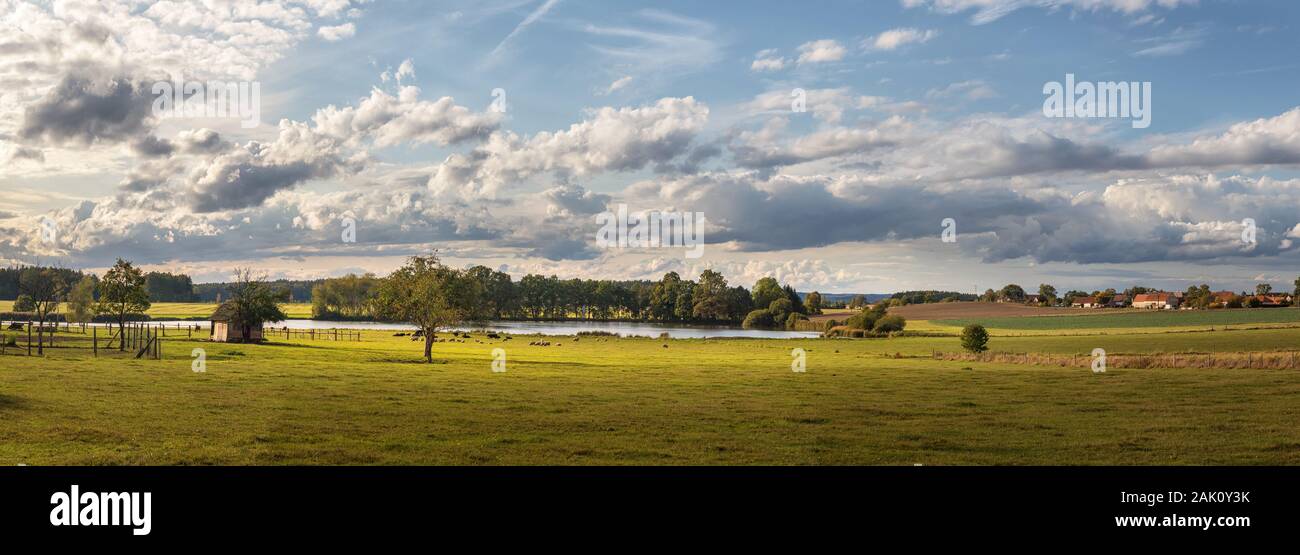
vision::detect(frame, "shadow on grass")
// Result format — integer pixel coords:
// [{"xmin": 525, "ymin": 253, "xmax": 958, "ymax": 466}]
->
[{"xmin": 0, "ymin": 394, "xmax": 30, "ymax": 411}]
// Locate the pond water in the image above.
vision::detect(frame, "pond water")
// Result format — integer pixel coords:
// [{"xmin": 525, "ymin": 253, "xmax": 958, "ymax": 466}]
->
[{"xmin": 268, "ymin": 319, "xmax": 820, "ymax": 339}]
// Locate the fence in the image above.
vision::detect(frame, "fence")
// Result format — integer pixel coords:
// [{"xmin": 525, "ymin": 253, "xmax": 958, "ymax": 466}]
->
[
  {"xmin": 1, "ymin": 320, "xmax": 361, "ymax": 359},
  {"xmin": 270, "ymin": 327, "xmax": 362, "ymax": 341}
]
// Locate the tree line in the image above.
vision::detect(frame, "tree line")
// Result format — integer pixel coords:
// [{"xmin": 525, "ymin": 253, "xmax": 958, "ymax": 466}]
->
[
  {"xmin": 977, "ymin": 281, "xmax": 1300, "ymax": 307},
  {"xmin": 310, "ymin": 265, "xmax": 824, "ymax": 329}
]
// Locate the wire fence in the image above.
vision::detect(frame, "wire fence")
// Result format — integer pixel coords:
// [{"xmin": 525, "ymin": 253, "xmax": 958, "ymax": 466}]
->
[{"xmin": 1, "ymin": 320, "xmax": 361, "ymax": 359}]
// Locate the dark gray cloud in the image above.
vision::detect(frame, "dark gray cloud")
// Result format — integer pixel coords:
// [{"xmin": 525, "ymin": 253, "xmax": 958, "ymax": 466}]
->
[
  {"xmin": 18, "ymin": 75, "xmax": 155, "ymax": 146},
  {"xmin": 188, "ymin": 159, "xmax": 333, "ymax": 213}
]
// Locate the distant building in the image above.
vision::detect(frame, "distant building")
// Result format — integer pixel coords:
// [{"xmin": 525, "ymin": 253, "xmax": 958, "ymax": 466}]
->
[
  {"xmin": 209, "ymin": 301, "xmax": 264, "ymax": 343},
  {"xmin": 1071, "ymin": 296, "xmax": 1099, "ymax": 308},
  {"xmin": 1024, "ymin": 294, "xmax": 1043, "ymax": 305},
  {"xmin": 1132, "ymin": 292, "xmax": 1180, "ymax": 310},
  {"xmin": 1106, "ymin": 294, "xmax": 1130, "ymax": 308},
  {"xmin": 1211, "ymin": 291, "xmax": 1237, "ymax": 306},
  {"xmin": 1252, "ymin": 294, "xmax": 1293, "ymax": 308}
]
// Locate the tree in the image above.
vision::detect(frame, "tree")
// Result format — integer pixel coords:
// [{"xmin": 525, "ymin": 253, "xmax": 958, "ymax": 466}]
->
[
  {"xmin": 13, "ymin": 294, "xmax": 34, "ymax": 312},
  {"xmin": 751, "ymin": 277, "xmax": 784, "ymax": 310},
  {"xmin": 375, "ymin": 254, "xmax": 483, "ymax": 363},
  {"xmin": 980, "ymin": 289, "xmax": 997, "ymax": 302},
  {"xmin": 96, "ymin": 259, "xmax": 151, "ymax": 351},
  {"xmin": 998, "ymin": 284, "xmax": 1025, "ymax": 302},
  {"xmin": 782, "ymin": 284, "xmax": 806, "ymax": 314},
  {"xmin": 1295, "ymin": 276, "xmax": 1300, "ymax": 302},
  {"xmin": 691, "ymin": 269, "xmax": 730, "ymax": 321},
  {"xmin": 805, "ymin": 291, "xmax": 823, "ymax": 315},
  {"xmin": 872, "ymin": 314, "xmax": 906, "ymax": 334},
  {"xmin": 742, "ymin": 308, "xmax": 777, "ymax": 329},
  {"xmin": 961, "ymin": 324, "xmax": 989, "ymax": 353},
  {"xmin": 1256, "ymin": 283, "xmax": 1273, "ymax": 297},
  {"xmin": 847, "ymin": 294, "xmax": 867, "ymax": 309},
  {"xmin": 19, "ymin": 267, "xmax": 67, "ymax": 355},
  {"xmin": 767, "ymin": 297, "xmax": 794, "ymax": 325},
  {"xmin": 66, "ymin": 277, "xmax": 97, "ymax": 324},
  {"xmin": 225, "ymin": 268, "xmax": 289, "ymax": 340},
  {"xmin": 1037, "ymin": 284, "xmax": 1057, "ymax": 306}
]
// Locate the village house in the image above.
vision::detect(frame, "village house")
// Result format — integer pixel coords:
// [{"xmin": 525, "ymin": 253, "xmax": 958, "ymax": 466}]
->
[
  {"xmin": 1252, "ymin": 294, "xmax": 1294, "ymax": 308},
  {"xmin": 1212, "ymin": 291, "xmax": 1237, "ymax": 306},
  {"xmin": 1132, "ymin": 292, "xmax": 1181, "ymax": 310},
  {"xmin": 1106, "ymin": 294, "xmax": 1130, "ymax": 308},
  {"xmin": 1071, "ymin": 296, "xmax": 1099, "ymax": 308}
]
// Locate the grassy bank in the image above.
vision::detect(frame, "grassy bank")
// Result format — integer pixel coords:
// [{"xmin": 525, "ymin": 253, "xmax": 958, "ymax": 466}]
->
[{"xmin": 2, "ymin": 325, "xmax": 1299, "ymax": 465}]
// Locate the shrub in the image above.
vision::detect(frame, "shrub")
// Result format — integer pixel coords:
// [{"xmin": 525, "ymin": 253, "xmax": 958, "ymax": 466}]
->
[
  {"xmin": 961, "ymin": 324, "xmax": 990, "ymax": 353},
  {"xmin": 13, "ymin": 294, "xmax": 35, "ymax": 312},
  {"xmin": 742, "ymin": 309, "xmax": 777, "ymax": 329},
  {"xmin": 784, "ymin": 312, "xmax": 806, "ymax": 330},
  {"xmin": 872, "ymin": 314, "xmax": 907, "ymax": 333},
  {"xmin": 2, "ymin": 333, "xmax": 16, "ymax": 347}
]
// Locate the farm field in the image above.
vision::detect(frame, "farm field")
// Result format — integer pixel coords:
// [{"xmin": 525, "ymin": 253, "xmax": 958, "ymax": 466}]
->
[
  {"xmin": 935, "ymin": 307, "xmax": 1300, "ymax": 331},
  {"xmin": 2, "ymin": 323, "xmax": 1299, "ymax": 465}
]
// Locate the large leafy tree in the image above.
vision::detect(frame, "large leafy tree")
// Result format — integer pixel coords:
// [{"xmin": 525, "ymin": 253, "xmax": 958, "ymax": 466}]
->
[
  {"xmin": 19, "ymin": 267, "xmax": 67, "ymax": 355},
  {"xmin": 691, "ymin": 269, "xmax": 730, "ymax": 321},
  {"xmin": 375, "ymin": 254, "xmax": 483, "ymax": 363},
  {"xmin": 1037, "ymin": 284, "xmax": 1057, "ymax": 306},
  {"xmin": 805, "ymin": 291, "xmax": 823, "ymax": 315},
  {"xmin": 225, "ymin": 268, "xmax": 289, "ymax": 339},
  {"xmin": 751, "ymin": 277, "xmax": 784, "ymax": 309},
  {"xmin": 96, "ymin": 259, "xmax": 151, "ymax": 350},
  {"xmin": 66, "ymin": 276, "xmax": 97, "ymax": 323}
]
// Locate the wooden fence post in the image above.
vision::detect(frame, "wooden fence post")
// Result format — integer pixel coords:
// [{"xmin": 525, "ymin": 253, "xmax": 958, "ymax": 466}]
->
[
  {"xmin": 93, "ymin": 327, "xmax": 98, "ymax": 357},
  {"xmin": 27, "ymin": 322, "xmax": 32, "ymax": 356}
]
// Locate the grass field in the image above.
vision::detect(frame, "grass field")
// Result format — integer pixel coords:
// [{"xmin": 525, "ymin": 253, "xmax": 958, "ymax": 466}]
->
[{"xmin": 3, "ymin": 322, "xmax": 1299, "ymax": 465}]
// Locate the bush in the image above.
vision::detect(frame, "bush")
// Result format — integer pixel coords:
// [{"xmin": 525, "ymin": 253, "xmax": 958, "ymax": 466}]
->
[
  {"xmin": 2, "ymin": 333, "xmax": 16, "ymax": 347},
  {"xmin": 961, "ymin": 324, "xmax": 990, "ymax": 353},
  {"xmin": 13, "ymin": 294, "xmax": 34, "ymax": 312},
  {"xmin": 742, "ymin": 309, "xmax": 777, "ymax": 329},
  {"xmin": 784, "ymin": 312, "xmax": 806, "ymax": 330},
  {"xmin": 872, "ymin": 314, "xmax": 907, "ymax": 333}
]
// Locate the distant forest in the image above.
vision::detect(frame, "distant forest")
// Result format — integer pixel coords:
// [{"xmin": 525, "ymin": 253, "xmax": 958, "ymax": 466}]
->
[{"xmin": 1, "ymin": 266, "xmax": 196, "ymax": 302}]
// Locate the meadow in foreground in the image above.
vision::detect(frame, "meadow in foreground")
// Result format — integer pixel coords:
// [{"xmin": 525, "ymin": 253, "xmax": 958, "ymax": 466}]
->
[{"xmin": 2, "ymin": 325, "xmax": 1298, "ymax": 465}]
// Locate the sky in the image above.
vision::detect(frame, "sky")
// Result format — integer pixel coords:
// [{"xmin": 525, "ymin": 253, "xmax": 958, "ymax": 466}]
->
[{"xmin": 2, "ymin": 0, "xmax": 1300, "ymax": 294}]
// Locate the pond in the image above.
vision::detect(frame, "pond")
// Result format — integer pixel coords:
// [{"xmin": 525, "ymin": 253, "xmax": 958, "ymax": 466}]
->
[{"xmin": 269, "ymin": 319, "xmax": 821, "ymax": 339}]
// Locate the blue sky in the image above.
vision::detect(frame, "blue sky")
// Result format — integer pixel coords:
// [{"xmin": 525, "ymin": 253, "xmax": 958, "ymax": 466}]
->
[{"xmin": 2, "ymin": 0, "xmax": 1300, "ymax": 294}]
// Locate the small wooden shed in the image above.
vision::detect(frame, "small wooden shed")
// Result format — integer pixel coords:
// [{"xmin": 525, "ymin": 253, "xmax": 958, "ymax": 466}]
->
[{"xmin": 209, "ymin": 301, "xmax": 264, "ymax": 343}]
